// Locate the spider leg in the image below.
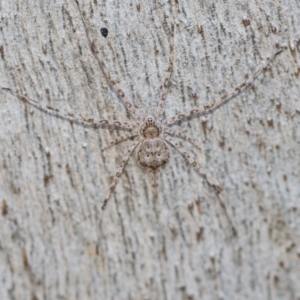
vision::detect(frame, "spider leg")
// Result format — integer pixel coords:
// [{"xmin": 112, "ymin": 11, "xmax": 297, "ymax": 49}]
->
[
  {"xmin": 165, "ymin": 135, "xmax": 237, "ymax": 235},
  {"xmin": 102, "ymin": 132, "xmax": 138, "ymax": 151},
  {"xmin": 75, "ymin": 0, "xmax": 142, "ymax": 122},
  {"xmin": 149, "ymin": 169, "xmax": 160, "ymax": 196},
  {"xmin": 164, "ymin": 129, "xmax": 202, "ymax": 151},
  {"xmin": 165, "ymin": 50, "xmax": 283, "ymax": 126},
  {"xmin": 2, "ymin": 88, "xmax": 136, "ymax": 130},
  {"xmin": 155, "ymin": 0, "xmax": 175, "ymax": 120},
  {"xmin": 101, "ymin": 138, "xmax": 141, "ymax": 211},
  {"xmin": 165, "ymin": 136, "xmax": 218, "ymax": 192}
]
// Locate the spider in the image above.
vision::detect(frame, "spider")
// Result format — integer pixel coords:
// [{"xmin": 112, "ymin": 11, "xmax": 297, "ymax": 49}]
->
[{"xmin": 2, "ymin": 0, "xmax": 282, "ymax": 213}]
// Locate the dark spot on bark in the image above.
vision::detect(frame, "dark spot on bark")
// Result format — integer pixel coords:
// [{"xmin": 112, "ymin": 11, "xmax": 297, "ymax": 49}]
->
[
  {"xmin": 66, "ymin": 164, "xmax": 71, "ymax": 175},
  {"xmin": 188, "ymin": 203, "xmax": 194, "ymax": 215},
  {"xmin": 219, "ymin": 139, "xmax": 225, "ymax": 148},
  {"xmin": 267, "ymin": 119, "xmax": 274, "ymax": 127},
  {"xmin": 196, "ymin": 227, "xmax": 204, "ymax": 242},
  {"xmin": 0, "ymin": 45, "xmax": 4, "ymax": 59},
  {"xmin": 44, "ymin": 175, "xmax": 53, "ymax": 186},
  {"xmin": 274, "ymin": 275, "xmax": 279, "ymax": 284},
  {"xmin": 23, "ymin": 249, "xmax": 30, "ymax": 270},
  {"xmin": 32, "ymin": 294, "xmax": 39, "ymax": 300},
  {"xmin": 242, "ymin": 17, "xmax": 251, "ymax": 27},
  {"xmin": 2, "ymin": 199, "xmax": 8, "ymax": 216},
  {"xmin": 100, "ymin": 28, "xmax": 108, "ymax": 38},
  {"xmin": 197, "ymin": 25, "xmax": 203, "ymax": 35},
  {"xmin": 170, "ymin": 228, "xmax": 178, "ymax": 239}
]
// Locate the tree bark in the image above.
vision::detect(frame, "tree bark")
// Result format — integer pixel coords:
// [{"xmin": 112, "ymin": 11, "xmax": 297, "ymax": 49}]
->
[{"xmin": 0, "ymin": 0, "xmax": 300, "ymax": 299}]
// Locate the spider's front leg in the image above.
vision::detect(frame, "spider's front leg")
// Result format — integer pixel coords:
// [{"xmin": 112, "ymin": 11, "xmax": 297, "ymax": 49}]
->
[
  {"xmin": 75, "ymin": 0, "xmax": 143, "ymax": 122},
  {"xmin": 2, "ymin": 88, "xmax": 136, "ymax": 130},
  {"xmin": 164, "ymin": 50, "xmax": 283, "ymax": 126},
  {"xmin": 155, "ymin": 0, "xmax": 175, "ymax": 120}
]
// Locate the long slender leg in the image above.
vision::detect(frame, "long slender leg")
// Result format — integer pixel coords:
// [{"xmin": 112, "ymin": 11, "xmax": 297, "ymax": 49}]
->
[
  {"xmin": 165, "ymin": 135, "xmax": 236, "ymax": 235},
  {"xmin": 165, "ymin": 50, "xmax": 283, "ymax": 126},
  {"xmin": 3, "ymin": 88, "xmax": 136, "ymax": 130},
  {"xmin": 164, "ymin": 129, "xmax": 202, "ymax": 151},
  {"xmin": 74, "ymin": 0, "xmax": 141, "ymax": 121},
  {"xmin": 155, "ymin": 0, "xmax": 175, "ymax": 120},
  {"xmin": 102, "ymin": 132, "xmax": 138, "ymax": 151},
  {"xmin": 149, "ymin": 169, "xmax": 159, "ymax": 196},
  {"xmin": 101, "ymin": 138, "xmax": 141, "ymax": 211},
  {"xmin": 165, "ymin": 136, "xmax": 218, "ymax": 190}
]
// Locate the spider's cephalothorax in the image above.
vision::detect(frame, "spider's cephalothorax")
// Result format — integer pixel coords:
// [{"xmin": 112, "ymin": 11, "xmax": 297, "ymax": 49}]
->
[
  {"xmin": 139, "ymin": 115, "xmax": 162, "ymax": 138},
  {"xmin": 137, "ymin": 116, "xmax": 170, "ymax": 170}
]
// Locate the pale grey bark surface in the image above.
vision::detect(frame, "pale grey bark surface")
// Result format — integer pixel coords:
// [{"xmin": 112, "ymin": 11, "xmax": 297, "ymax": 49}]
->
[{"xmin": 0, "ymin": 0, "xmax": 300, "ymax": 299}]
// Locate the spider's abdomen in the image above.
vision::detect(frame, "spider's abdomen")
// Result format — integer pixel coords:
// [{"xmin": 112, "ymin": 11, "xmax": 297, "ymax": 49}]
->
[{"xmin": 137, "ymin": 138, "xmax": 170, "ymax": 170}]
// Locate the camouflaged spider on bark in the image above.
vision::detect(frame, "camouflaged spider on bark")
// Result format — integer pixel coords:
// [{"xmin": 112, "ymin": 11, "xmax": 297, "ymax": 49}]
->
[{"xmin": 3, "ymin": 0, "xmax": 282, "ymax": 212}]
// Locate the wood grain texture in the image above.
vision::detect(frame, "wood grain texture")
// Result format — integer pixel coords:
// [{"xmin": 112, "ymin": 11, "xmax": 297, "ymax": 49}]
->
[{"xmin": 0, "ymin": 0, "xmax": 300, "ymax": 299}]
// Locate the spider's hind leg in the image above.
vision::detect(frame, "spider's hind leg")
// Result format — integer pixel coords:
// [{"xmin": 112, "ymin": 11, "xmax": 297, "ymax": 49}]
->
[
  {"xmin": 101, "ymin": 138, "xmax": 141, "ymax": 211},
  {"xmin": 165, "ymin": 135, "xmax": 237, "ymax": 236}
]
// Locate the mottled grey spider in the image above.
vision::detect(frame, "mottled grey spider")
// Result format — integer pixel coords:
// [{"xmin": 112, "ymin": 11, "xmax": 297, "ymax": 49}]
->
[{"xmin": 3, "ymin": 0, "xmax": 282, "ymax": 212}]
